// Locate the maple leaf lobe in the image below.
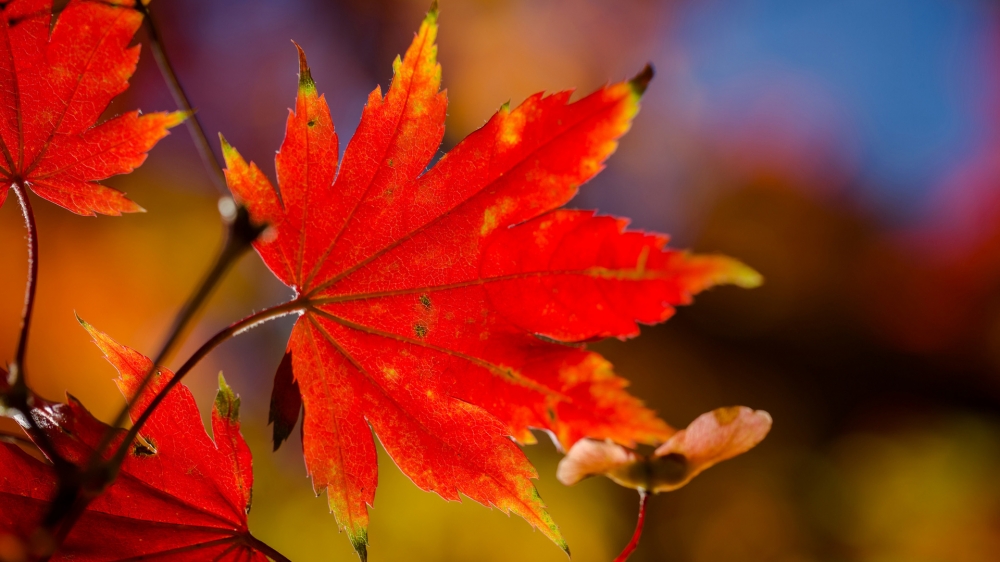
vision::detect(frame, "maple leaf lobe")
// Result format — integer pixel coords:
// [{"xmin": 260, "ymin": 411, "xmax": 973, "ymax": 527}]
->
[{"xmin": 0, "ymin": 0, "xmax": 182, "ymax": 216}]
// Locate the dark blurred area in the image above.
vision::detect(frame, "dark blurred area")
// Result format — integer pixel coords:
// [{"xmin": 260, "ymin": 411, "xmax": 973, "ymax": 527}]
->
[{"xmin": 3, "ymin": 0, "xmax": 1000, "ymax": 560}]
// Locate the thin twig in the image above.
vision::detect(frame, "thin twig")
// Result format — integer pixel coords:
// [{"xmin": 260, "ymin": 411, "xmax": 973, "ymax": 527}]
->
[
  {"xmin": 107, "ymin": 298, "xmax": 304, "ymax": 471},
  {"xmin": 43, "ymin": 297, "xmax": 300, "ymax": 548},
  {"xmin": 95, "ymin": 207, "xmax": 261, "ymax": 460},
  {"xmin": 614, "ymin": 489, "xmax": 649, "ymax": 562},
  {"xmin": 29, "ymin": 1, "xmax": 273, "ymax": 553},
  {"xmin": 39, "ymin": 206, "xmax": 266, "ymax": 551},
  {"xmin": 135, "ymin": 1, "xmax": 228, "ymax": 195}
]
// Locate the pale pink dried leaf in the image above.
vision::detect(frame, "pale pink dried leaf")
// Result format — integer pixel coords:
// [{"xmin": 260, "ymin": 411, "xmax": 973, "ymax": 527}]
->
[
  {"xmin": 557, "ymin": 438, "xmax": 639, "ymax": 487},
  {"xmin": 650, "ymin": 406, "xmax": 771, "ymax": 492}
]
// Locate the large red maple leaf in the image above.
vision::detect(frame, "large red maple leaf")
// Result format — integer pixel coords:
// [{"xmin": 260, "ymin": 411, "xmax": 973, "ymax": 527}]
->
[
  {"xmin": 222, "ymin": 7, "xmax": 760, "ymax": 557},
  {"xmin": 0, "ymin": 323, "xmax": 282, "ymax": 561},
  {"xmin": 0, "ymin": 0, "xmax": 181, "ymax": 216}
]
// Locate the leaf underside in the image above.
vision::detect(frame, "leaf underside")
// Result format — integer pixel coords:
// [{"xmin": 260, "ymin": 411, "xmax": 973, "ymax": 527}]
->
[
  {"xmin": 0, "ymin": 0, "xmax": 181, "ymax": 216},
  {"xmin": 223, "ymin": 6, "xmax": 760, "ymax": 558},
  {"xmin": 0, "ymin": 324, "xmax": 276, "ymax": 561}
]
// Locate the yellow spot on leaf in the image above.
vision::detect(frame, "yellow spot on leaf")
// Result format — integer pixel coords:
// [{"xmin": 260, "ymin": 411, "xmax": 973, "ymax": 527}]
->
[
  {"xmin": 480, "ymin": 197, "xmax": 516, "ymax": 237},
  {"xmin": 498, "ymin": 110, "xmax": 526, "ymax": 149},
  {"xmin": 713, "ymin": 406, "xmax": 742, "ymax": 425},
  {"xmin": 381, "ymin": 366, "xmax": 399, "ymax": 381}
]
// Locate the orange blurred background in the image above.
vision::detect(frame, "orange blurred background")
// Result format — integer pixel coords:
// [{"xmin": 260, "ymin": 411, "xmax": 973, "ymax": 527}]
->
[{"xmin": 4, "ymin": 0, "xmax": 1000, "ymax": 560}]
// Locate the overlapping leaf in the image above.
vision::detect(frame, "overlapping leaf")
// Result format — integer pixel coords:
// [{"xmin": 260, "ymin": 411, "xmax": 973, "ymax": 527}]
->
[
  {"xmin": 0, "ymin": 0, "xmax": 181, "ymax": 216},
  {"xmin": 222, "ymin": 6, "xmax": 760, "ymax": 558},
  {"xmin": 0, "ymin": 324, "xmax": 281, "ymax": 561}
]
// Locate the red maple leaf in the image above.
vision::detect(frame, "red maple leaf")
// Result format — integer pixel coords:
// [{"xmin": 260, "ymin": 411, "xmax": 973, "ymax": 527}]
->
[
  {"xmin": 221, "ymin": 6, "xmax": 760, "ymax": 557},
  {"xmin": 0, "ymin": 0, "xmax": 182, "ymax": 216},
  {"xmin": 0, "ymin": 322, "xmax": 283, "ymax": 561}
]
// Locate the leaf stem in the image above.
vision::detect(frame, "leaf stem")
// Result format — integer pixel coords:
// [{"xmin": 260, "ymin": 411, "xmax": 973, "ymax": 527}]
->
[
  {"xmin": 135, "ymin": 1, "xmax": 228, "ymax": 195},
  {"xmin": 614, "ymin": 489, "xmax": 649, "ymax": 562},
  {"xmin": 42, "ymin": 298, "xmax": 301, "ymax": 549},
  {"xmin": 108, "ymin": 298, "xmax": 304, "ymax": 471},
  {"xmin": 98, "ymin": 206, "xmax": 264, "ymax": 457},
  {"xmin": 11, "ymin": 181, "xmax": 37, "ymax": 379},
  {"xmin": 39, "ymin": 207, "xmax": 266, "ymax": 549},
  {"xmin": 3, "ymin": 182, "xmax": 69, "ymax": 471}
]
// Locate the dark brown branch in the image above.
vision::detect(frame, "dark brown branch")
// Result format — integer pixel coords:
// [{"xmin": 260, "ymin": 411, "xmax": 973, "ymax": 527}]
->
[
  {"xmin": 40, "ymin": 207, "xmax": 266, "ymax": 551},
  {"xmin": 136, "ymin": 1, "xmax": 228, "ymax": 195},
  {"xmin": 42, "ymin": 297, "xmax": 301, "ymax": 549},
  {"xmin": 93, "ymin": 206, "xmax": 261, "ymax": 461},
  {"xmin": 108, "ymin": 297, "xmax": 303, "ymax": 471}
]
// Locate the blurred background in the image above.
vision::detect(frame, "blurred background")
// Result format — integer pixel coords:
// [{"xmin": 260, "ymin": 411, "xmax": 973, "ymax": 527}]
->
[{"xmin": 3, "ymin": 0, "xmax": 1000, "ymax": 560}]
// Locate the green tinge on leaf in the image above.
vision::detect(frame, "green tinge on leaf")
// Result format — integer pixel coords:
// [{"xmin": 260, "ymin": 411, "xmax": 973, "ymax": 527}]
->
[
  {"xmin": 727, "ymin": 260, "xmax": 764, "ymax": 289},
  {"xmin": 349, "ymin": 526, "xmax": 369, "ymax": 562},
  {"xmin": 294, "ymin": 42, "xmax": 316, "ymax": 93},
  {"xmin": 163, "ymin": 110, "xmax": 191, "ymax": 129},
  {"xmin": 629, "ymin": 64, "xmax": 655, "ymax": 96},
  {"xmin": 214, "ymin": 373, "xmax": 241, "ymax": 423}
]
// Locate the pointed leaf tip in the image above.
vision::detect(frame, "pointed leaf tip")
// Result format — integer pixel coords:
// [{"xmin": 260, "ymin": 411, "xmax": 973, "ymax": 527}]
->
[
  {"xmin": 77, "ymin": 316, "xmax": 106, "ymax": 344},
  {"xmin": 165, "ymin": 110, "xmax": 191, "ymax": 129},
  {"xmin": 214, "ymin": 373, "xmax": 241, "ymax": 423},
  {"xmin": 350, "ymin": 530, "xmax": 369, "ymax": 562},
  {"xmin": 629, "ymin": 64, "xmax": 655, "ymax": 95},
  {"xmin": 219, "ymin": 133, "xmax": 241, "ymax": 164},
  {"xmin": 293, "ymin": 42, "xmax": 316, "ymax": 92},
  {"xmin": 426, "ymin": 0, "xmax": 439, "ymax": 22},
  {"xmin": 732, "ymin": 262, "xmax": 764, "ymax": 289}
]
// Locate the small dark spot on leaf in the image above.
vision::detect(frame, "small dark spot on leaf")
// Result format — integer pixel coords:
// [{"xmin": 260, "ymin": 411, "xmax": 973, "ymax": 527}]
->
[
  {"xmin": 546, "ymin": 407, "xmax": 557, "ymax": 422},
  {"xmin": 420, "ymin": 294, "xmax": 432, "ymax": 310},
  {"xmin": 307, "ymin": 119, "xmax": 316, "ymax": 127},
  {"xmin": 414, "ymin": 323, "xmax": 428, "ymax": 338},
  {"xmin": 387, "ymin": 158, "xmax": 394, "ymax": 168}
]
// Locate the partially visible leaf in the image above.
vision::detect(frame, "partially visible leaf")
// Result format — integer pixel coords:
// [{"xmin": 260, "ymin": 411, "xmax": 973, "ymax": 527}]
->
[
  {"xmin": 0, "ymin": 324, "xmax": 282, "ymax": 561},
  {"xmin": 557, "ymin": 406, "xmax": 772, "ymax": 492},
  {"xmin": 268, "ymin": 351, "xmax": 301, "ymax": 451},
  {"xmin": 0, "ymin": 0, "xmax": 182, "ymax": 215}
]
